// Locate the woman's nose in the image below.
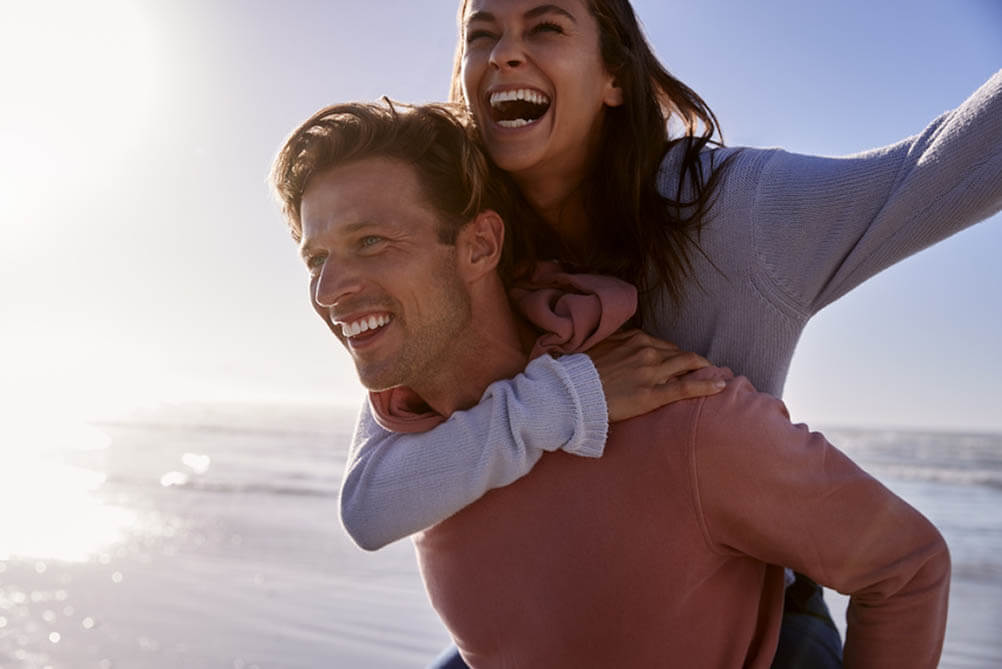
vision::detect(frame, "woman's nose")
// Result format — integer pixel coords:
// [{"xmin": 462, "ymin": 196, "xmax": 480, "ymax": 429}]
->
[{"xmin": 489, "ymin": 32, "xmax": 525, "ymax": 70}]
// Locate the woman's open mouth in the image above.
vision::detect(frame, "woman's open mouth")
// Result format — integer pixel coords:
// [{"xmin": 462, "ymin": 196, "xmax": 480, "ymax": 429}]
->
[{"xmin": 488, "ymin": 88, "xmax": 551, "ymax": 128}]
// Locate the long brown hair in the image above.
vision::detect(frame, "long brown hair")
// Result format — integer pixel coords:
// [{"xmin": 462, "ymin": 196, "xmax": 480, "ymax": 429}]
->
[{"xmin": 450, "ymin": 0, "xmax": 733, "ymax": 324}]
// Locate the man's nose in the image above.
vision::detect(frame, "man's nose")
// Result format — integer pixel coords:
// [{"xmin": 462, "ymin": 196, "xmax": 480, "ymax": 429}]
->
[{"xmin": 313, "ymin": 259, "xmax": 361, "ymax": 308}]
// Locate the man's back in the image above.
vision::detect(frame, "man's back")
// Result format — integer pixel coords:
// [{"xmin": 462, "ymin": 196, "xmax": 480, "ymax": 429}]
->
[{"xmin": 415, "ymin": 367, "xmax": 949, "ymax": 668}]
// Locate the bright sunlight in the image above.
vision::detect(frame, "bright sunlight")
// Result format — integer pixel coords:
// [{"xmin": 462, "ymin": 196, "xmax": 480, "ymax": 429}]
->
[{"xmin": 0, "ymin": 0, "xmax": 158, "ymax": 231}]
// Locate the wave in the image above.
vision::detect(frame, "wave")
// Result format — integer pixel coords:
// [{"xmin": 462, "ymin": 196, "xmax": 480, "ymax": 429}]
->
[
  {"xmin": 950, "ymin": 560, "xmax": 1002, "ymax": 584},
  {"xmin": 97, "ymin": 418, "xmax": 346, "ymax": 442},
  {"xmin": 862, "ymin": 463, "xmax": 1002, "ymax": 491},
  {"xmin": 103, "ymin": 473, "xmax": 340, "ymax": 499},
  {"xmin": 178, "ymin": 480, "xmax": 339, "ymax": 498}
]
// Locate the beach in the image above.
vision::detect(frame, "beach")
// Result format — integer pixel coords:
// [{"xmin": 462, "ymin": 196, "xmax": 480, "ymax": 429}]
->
[{"xmin": 1, "ymin": 403, "xmax": 1000, "ymax": 668}]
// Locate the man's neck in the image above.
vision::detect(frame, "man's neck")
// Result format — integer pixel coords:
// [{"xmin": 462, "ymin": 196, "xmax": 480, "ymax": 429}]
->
[{"xmin": 410, "ymin": 284, "xmax": 536, "ymax": 418}]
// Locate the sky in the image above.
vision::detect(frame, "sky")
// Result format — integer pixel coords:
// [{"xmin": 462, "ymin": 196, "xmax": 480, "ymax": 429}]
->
[{"xmin": 1, "ymin": 0, "xmax": 1000, "ymax": 432}]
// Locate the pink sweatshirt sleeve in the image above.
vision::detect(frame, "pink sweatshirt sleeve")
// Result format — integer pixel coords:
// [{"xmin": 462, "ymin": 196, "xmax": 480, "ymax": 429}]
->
[{"xmin": 689, "ymin": 376, "xmax": 950, "ymax": 669}]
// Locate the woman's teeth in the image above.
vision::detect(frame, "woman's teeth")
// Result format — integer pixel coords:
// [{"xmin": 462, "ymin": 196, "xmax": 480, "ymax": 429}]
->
[
  {"xmin": 489, "ymin": 89, "xmax": 551, "ymax": 127},
  {"xmin": 490, "ymin": 89, "xmax": 550, "ymax": 106},
  {"xmin": 341, "ymin": 314, "xmax": 391, "ymax": 338}
]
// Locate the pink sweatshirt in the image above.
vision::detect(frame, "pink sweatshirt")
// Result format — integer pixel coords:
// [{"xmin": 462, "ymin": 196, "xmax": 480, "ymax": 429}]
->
[{"xmin": 372, "ymin": 266, "xmax": 950, "ymax": 668}]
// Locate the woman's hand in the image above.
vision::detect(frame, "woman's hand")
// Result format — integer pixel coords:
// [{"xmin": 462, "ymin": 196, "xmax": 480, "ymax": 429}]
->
[{"xmin": 586, "ymin": 329, "xmax": 725, "ymax": 422}]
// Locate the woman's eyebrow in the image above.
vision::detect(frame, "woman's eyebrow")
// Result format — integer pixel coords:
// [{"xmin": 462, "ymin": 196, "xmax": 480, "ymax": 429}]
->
[
  {"xmin": 466, "ymin": 5, "xmax": 577, "ymax": 25},
  {"xmin": 465, "ymin": 10, "xmax": 495, "ymax": 24},
  {"xmin": 524, "ymin": 5, "xmax": 576, "ymax": 22}
]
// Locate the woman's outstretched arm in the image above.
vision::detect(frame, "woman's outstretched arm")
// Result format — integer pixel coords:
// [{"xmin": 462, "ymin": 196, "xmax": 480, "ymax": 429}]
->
[{"xmin": 751, "ymin": 70, "xmax": 1002, "ymax": 313}]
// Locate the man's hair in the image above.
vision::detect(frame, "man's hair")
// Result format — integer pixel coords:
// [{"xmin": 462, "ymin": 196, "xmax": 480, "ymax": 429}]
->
[{"xmin": 270, "ymin": 100, "xmax": 504, "ymax": 249}]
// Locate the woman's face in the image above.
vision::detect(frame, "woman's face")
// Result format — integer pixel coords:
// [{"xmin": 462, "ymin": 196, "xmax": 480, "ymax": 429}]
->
[{"xmin": 460, "ymin": 0, "xmax": 623, "ymax": 183}]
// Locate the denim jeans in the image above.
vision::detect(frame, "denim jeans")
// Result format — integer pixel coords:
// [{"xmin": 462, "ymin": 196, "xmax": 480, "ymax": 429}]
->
[
  {"xmin": 770, "ymin": 574, "xmax": 843, "ymax": 669},
  {"xmin": 428, "ymin": 645, "xmax": 471, "ymax": 669},
  {"xmin": 427, "ymin": 574, "xmax": 843, "ymax": 669}
]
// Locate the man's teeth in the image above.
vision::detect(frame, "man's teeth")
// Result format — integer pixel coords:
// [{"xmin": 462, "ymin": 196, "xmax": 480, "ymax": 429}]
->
[
  {"xmin": 498, "ymin": 118, "xmax": 531, "ymax": 128},
  {"xmin": 490, "ymin": 88, "xmax": 550, "ymax": 107},
  {"xmin": 341, "ymin": 314, "xmax": 391, "ymax": 338}
]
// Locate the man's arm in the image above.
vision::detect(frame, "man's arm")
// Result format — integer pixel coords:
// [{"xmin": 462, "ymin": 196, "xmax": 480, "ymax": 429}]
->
[{"xmin": 690, "ymin": 376, "xmax": 950, "ymax": 669}]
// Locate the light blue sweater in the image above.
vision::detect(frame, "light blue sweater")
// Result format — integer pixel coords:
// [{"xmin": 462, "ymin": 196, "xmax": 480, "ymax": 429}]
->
[{"xmin": 341, "ymin": 71, "xmax": 1002, "ymax": 550}]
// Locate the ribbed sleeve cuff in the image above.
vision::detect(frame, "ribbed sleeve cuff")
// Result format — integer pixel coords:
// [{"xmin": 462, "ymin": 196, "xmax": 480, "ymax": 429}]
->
[{"xmin": 555, "ymin": 353, "xmax": 609, "ymax": 458}]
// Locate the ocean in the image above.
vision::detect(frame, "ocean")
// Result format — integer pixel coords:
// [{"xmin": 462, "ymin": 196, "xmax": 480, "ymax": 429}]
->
[{"xmin": 1, "ymin": 402, "xmax": 1000, "ymax": 668}]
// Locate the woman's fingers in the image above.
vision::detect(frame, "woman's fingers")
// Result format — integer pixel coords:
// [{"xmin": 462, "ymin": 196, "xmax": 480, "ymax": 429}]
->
[
  {"xmin": 647, "ymin": 371, "xmax": 727, "ymax": 410},
  {"xmin": 655, "ymin": 351, "xmax": 712, "ymax": 383},
  {"xmin": 586, "ymin": 330, "xmax": 725, "ymax": 423}
]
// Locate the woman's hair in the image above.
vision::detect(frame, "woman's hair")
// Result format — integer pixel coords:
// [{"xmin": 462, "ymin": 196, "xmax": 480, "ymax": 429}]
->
[{"xmin": 450, "ymin": 0, "xmax": 733, "ymax": 323}]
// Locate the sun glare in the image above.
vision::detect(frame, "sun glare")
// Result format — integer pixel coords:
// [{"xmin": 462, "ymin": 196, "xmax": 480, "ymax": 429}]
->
[
  {"xmin": 0, "ymin": 1, "xmax": 158, "ymax": 230},
  {"xmin": 0, "ymin": 419, "xmax": 135, "ymax": 563}
]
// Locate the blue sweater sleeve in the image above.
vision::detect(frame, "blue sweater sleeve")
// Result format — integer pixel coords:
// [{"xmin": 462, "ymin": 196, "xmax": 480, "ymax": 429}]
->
[
  {"xmin": 752, "ymin": 70, "xmax": 1002, "ymax": 313},
  {"xmin": 339, "ymin": 353, "xmax": 608, "ymax": 550}
]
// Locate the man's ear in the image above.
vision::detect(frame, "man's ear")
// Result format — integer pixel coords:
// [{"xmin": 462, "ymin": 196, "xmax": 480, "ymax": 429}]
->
[{"xmin": 456, "ymin": 209, "xmax": 505, "ymax": 282}]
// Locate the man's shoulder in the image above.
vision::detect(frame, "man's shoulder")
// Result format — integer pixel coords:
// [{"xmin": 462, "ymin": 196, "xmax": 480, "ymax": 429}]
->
[
  {"xmin": 695, "ymin": 367, "xmax": 787, "ymax": 416},
  {"xmin": 641, "ymin": 364, "xmax": 786, "ymax": 426},
  {"xmin": 613, "ymin": 365, "xmax": 785, "ymax": 449},
  {"xmin": 674, "ymin": 367, "xmax": 795, "ymax": 456}
]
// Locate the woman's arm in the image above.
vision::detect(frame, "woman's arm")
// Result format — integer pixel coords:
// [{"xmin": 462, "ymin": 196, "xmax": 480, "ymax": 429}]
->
[
  {"xmin": 341, "ymin": 335, "xmax": 724, "ymax": 550},
  {"xmin": 340, "ymin": 354, "xmax": 604, "ymax": 550},
  {"xmin": 751, "ymin": 70, "xmax": 1002, "ymax": 313}
]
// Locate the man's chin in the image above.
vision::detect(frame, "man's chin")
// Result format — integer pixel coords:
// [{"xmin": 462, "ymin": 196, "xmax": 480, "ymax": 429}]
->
[
  {"xmin": 355, "ymin": 366, "xmax": 404, "ymax": 394},
  {"xmin": 361, "ymin": 381, "xmax": 401, "ymax": 393}
]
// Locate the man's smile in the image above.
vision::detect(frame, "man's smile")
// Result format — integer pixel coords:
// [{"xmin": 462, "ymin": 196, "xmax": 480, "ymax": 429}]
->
[
  {"xmin": 332, "ymin": 312, "xmax": 395, "ymax": 351},
  {"xmin": 337, "ymin": 312, "xmax": 393, "ymax": 338}
]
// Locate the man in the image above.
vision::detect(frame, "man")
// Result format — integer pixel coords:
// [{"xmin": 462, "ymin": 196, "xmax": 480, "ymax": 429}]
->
[{"xmin": 270, "ymin": 101, "xmax": 950, "ymax": 668}]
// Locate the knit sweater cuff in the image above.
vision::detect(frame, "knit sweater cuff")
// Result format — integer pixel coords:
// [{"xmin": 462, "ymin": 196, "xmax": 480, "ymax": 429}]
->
[{"xmin": 554, "ymin": 353, "xmax": 609, "ymax": 458}]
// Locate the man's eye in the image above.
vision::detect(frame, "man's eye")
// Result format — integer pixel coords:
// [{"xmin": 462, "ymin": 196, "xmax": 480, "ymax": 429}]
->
[
  {"xmin": 360, "ymin": 235, "xmax": 384, "ymax": 248},
  {"xmin": 305, "ymin": 254, "xmax": 326, "ymax": 271}
]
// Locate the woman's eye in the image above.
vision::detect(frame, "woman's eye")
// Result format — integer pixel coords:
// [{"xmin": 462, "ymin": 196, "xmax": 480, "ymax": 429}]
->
[
  {"xmin": 465, "ymin": 29, "xmax": 495, "ymax": 44},
  {"xmin": 531, "ymin": 21, "xmax": 564, "ymax": 35}
]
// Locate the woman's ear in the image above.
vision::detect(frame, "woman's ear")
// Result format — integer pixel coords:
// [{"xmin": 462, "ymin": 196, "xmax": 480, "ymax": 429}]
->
[
  {"xmin": 457, "ymin": 210, "xmax": 505, "ymax": 281},
  {"xmin": 604, "ymin": 75, "xmax": 624, "ymax": 108}
]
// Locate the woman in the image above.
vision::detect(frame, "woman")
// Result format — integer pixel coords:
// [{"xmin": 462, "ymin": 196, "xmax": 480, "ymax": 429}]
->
[{"xmin": 340, "ymin": 0, "xmax": 1001, "ymax": 665}]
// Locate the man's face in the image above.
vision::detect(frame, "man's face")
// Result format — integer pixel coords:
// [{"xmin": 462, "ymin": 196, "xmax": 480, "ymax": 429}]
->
[{"xmin": 299, "ymin": 156, "xmax": 472, "ymax": 391}]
